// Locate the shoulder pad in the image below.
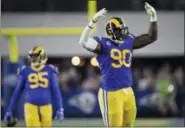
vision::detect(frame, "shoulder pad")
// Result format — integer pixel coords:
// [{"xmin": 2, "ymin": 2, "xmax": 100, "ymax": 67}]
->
[
  {"xmin": 49, "ymin": 64, "xmax": 58, "ymax": 74},
  {"xmin": 17, "ymin": 66, "xmax": 26, "ymax": 75}
]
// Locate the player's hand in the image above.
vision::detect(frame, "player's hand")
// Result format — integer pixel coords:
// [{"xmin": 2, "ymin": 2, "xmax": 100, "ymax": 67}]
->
[
  {"xmin": 92, "ymin": 8, "xmax": 108, "ymax": 23},
  {"xmin": 55, "ymin": 108, "xmax": 64, "ymax": 121},
  {"xmin": 144, "ymin": 2, "xmax": 157, "ymax": 22},
  {"xmin": 3, "ymin": 112, "xmax": 13, "ymax": 122},
  {"xmin": 4, "ymin": 112, "xmax": 17, "ymax": 127}
]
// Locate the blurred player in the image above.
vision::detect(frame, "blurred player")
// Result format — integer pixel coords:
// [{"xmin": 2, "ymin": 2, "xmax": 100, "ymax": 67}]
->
[
  {"xmin": 3, "ymin": 46, "xmax": 64, "ymax": 127},
  {"xmin": 79, "ymin": 2, "xmax": 158, "ymax": 127}
]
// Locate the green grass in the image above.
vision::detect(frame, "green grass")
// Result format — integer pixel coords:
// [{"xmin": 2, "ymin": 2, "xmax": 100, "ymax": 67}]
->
[{"xmin": 1, "ymin": 118, "xmax": 184, "ymax": 127}]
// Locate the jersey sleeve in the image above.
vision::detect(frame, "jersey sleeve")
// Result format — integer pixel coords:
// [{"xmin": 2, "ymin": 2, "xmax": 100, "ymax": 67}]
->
[
  {"xmin": 8, "ymin": 66, "xmax": 26, "ymax": 112},
  {"xmin": 49, "ymin": 64, "xmax": 63, "ymax": 110},
  {"xmin": 93, "ymin": 36, "xmax": 105, "ymax": 54},
  {"xmin": 128, "ymin": 34, "xmax": 136, "ymax": 49},
  {"xmin": 129, "ymin": 34, "xmax": 136, "ymax": 40},
  {"xmin": 128, "ymin": 34, "xmax": 136, "ymax": 42},
  {"xmin": 93, "ymin": 36, "xmax": 102, "ymax": 44}
]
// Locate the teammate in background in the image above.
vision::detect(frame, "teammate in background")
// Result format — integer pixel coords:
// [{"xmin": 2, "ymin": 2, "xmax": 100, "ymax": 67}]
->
[
  {"xmin": 3, "ymin": 46, "xmax": 64, "ymax": 127},
  {"xmin": 79, "ymin": 2, "xmax": 158, "ymax": 127}
]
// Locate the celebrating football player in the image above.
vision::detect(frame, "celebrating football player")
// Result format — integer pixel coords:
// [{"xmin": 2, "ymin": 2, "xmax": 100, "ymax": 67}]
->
[{"xmin": 79, "ymin": 2, "xmax": 157, "ymax": 127}]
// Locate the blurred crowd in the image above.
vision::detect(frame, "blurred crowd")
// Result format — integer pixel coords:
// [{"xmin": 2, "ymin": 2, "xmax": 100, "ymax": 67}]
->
[
  {"xmin": 52, "ymin": 57, "xmax": 184, "ymax": 117},
  {"xmin": 132, "ymin": 63, "xmax": 184, "ymax": 117}
]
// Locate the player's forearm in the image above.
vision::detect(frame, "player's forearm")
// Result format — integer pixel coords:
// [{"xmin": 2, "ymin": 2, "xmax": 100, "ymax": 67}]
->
[
  {"xmin": 133, "ymin": 22, "xmax": 158, "ymax": 49},
  {"xmin": 133, "ymin": 2, "xmax": 158, "ymax": 49},
  {"xmin": 54, "ymin": 89, "xmax": 63, "ymax": 109},
  {"xmin": 79, "ymin": 21, "xmax": 98, "ymax": 51},
  {"xmin": 8, "ymin": 93, "xmax": 20, "ymax": 112},
  {"xmin": 79, "ymin": 20, "xmax": 96, "ymax": 45},
  {"xmin": 51, "ymin": 74, "xmax": 63, "ymax": 109},
  {"xmin": 79, "ymin": 25, "xmax": 93, "ymax": 45},
  {"xmin": 7, "ymin": 76, "xmax": 24, "ymax": 112},
  {"xmin": 148, "ymin": 21, "xmax": 158, "ymax": 41},
  {"xmin": 79, "ymin": 8, "xmax": 107, "ymax": 52}
]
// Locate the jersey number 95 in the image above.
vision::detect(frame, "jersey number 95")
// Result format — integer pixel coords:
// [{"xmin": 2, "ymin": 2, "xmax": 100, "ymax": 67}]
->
[{"xmin": 28, "ymin": 72, "xmax": 48, "ymax": 89}]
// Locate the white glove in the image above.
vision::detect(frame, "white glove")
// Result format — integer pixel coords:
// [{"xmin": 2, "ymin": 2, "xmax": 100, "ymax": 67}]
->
[
  {"xmin": 89, "ymin": 8, "xmax": 108, "ymax": 28},
  {"xmin": 92, "ymin": 8, "xmax": 107, "ymax": 23},
  {"xmin": 144, "ymin": 2, "xmax": 157, "ymax": 22}
]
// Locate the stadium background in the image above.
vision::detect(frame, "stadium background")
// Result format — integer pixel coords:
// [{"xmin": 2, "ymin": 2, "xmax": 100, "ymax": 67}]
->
[{"xmin": 1, "ymin": 0, "xmax": 184, "ymax": 127}]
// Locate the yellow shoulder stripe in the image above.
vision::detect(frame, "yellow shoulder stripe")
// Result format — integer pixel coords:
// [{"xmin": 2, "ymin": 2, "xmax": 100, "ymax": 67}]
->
[
  {"xmin": 22, "ymin": 66, "xmax": 26, "ymax": 70},
  {"xmin": 17, "ymin": 65, "xmax": 26, "ymax": 75},
  {"xmin": 49, "ymin": 64, "xmax": 58, "ymax": 74},
  {"xmin": 128, "ymin": 34, "xmax": 135, "ymax": 39},
  {"xmin": 106, "ymin": 19, "xmax": 121, "ymax": 28},
  {"xmin": 49, "ymin": 64, "xmax": 55, "ymax": 68}
]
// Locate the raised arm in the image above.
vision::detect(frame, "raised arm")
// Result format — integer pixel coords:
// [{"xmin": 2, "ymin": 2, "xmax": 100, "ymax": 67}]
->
[
  {"xmin": 79, "ymin": 8, "xmax": 107, "ymax": 53},
  {"xmin": 133, "ymin": 3, "xmax": 158, "ymax": 49}
]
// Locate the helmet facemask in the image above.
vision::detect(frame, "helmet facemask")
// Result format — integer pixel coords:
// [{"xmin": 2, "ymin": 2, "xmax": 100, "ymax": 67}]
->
[
  {"xmin": 112, "ymin": 26, "xmax": 129, "ymax": 41},
  {"xmin": 28, "ymin": 49, "xmax": 47, "ymax": 67}
]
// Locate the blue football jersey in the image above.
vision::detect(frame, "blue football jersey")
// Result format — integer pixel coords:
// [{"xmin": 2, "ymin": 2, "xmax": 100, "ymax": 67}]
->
[
  {"xmin": 18, "ymin": 64, "xmax": 58, "ymax": 105},
  {"xmin": 94, "ymin": 35, "xmax": 135, "ymax": 91}
]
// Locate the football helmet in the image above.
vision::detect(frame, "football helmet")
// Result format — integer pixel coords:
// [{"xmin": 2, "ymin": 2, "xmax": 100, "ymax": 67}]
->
[
  {"xmin": 28, "ymin": 46, "xmax": 48, "ymax": 67},
  {"xmin": 105, "ymin": 17, "xmax": 129, "ymax": 44}
]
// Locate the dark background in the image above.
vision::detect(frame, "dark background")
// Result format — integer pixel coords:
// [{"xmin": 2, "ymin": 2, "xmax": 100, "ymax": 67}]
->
[{"xmin": 2, "ymin": 0, "xmax": 185, "ymax": 12}]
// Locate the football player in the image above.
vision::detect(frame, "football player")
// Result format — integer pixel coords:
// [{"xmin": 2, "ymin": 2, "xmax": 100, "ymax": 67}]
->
[
  {"xmin": 79, "ymin": 2, "xmax": 157, "ymax": 127},
  {"xmin": 3, "ymin": 46, "xmax": 64, "ymax": 127}
]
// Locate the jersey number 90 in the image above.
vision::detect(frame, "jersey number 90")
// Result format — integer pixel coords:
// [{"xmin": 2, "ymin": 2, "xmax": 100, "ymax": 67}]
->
[
  {"xmin": 110, "ymin": 49, "xmax": 132, "ymax": 68},
  {"xmin": 28, "ymin": 72, "xmax": 48, "ymax": 89}
]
